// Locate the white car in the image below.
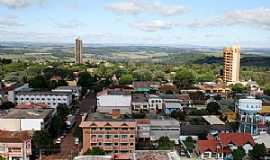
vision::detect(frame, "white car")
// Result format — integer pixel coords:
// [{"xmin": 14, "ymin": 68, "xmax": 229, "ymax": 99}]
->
[
  {"xmin": 74, "ymin": 137, "xmax": 79, "ymax": 145},
  {"xmin": 55, "ymin": 138, "xmax": 61, "ymax": 144}
]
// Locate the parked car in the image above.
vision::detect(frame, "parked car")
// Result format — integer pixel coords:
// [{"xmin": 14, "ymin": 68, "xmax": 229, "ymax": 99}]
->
[
  {"xmin": 74, "ymin": 137, "xmax": 79, "ymax": 145},
  {"xmin": 55, "ymin": 138, "xmax": 61, "ymax": 144}
]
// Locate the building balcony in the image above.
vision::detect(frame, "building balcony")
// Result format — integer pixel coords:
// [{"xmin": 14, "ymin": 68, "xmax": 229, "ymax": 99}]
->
[
  {"xmin": 103, "ymin": 146, "xmax": 113, "ymax": 150},
  {"xmin": 91, "ymin": 130, "xmax": 136, "ymax": 134}
]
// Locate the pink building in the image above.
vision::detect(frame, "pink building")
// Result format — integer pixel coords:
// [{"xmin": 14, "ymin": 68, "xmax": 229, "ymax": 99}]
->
[
  {"xmin": 80, "ymin": 110, "xmax": 136, "ymax": 160},
  {"xmin": 0, "ymin": 131, "xmax": 32, "ymax": 160}
]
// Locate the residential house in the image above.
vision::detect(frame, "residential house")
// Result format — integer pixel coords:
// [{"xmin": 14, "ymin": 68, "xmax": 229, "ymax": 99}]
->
[
  {"xmin": 197, "ymin": 133, "xmax": 255, "ymax": 159},
  {"xmin": 160, "ymin": 94, "xmax": 183, "ymax": 114},
  {"xmin": 147, "ymin": 94, "xmax": 163, "ymax": 111},
  {"xmin": 0, "ymin": 131, "xmax": 32, "ymax": 160},
  {"xmin": 131, "ymin": 94, "xmax": 149, "ymax": 112}
]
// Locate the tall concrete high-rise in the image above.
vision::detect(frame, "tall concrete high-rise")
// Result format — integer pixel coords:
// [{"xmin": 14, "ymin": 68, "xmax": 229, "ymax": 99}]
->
[
  {"xmin": 223, "ymin": 45, "xmax": 240, "ymax": 82},
  {"xmin": 75, "ymin": 37, "xmax": 83, "ymax": 64}
]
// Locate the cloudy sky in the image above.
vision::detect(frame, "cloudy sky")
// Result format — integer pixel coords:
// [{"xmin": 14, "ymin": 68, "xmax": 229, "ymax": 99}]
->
[{"xmin": 0, "ymin": 0, "xmax": 270, "ymax": 47}]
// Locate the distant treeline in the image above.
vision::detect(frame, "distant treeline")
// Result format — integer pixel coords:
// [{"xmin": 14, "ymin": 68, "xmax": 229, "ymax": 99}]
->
[{"xmin": 192, "ymin": 56, "xmax": 270, "ymax": 67}]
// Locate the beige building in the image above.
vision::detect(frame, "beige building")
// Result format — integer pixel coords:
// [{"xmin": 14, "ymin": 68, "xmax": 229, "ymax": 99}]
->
[
  {"xmin": 75, "ymin": 37, "xmax": 83, "ymax": 64},
  {"xmin": 223, "ymin": 45, "xmax": 240, "ymax": 82},
  {"xmin": 80, "ymin": 110, "xmax": 136, "ymax": 159}
]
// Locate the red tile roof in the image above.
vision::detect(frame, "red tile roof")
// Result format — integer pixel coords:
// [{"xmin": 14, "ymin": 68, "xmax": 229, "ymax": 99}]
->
[
  {"xmin": 219, "ymin": 132, "xmax": 255, "ymax": 146},
  {"xmin": 15, "ymin": 102, "xmax": 49, "ymax": 109},
  {"xmin": 197, "ymin": 132, "xmax": 255, "ymax": 154},
  {"xmin": 133, "ymin": 81, "xmax": 151, "ymax": 88},
  {"xmin": 197, "ymin": 139, "xmax": 220, "ymax": 153}
]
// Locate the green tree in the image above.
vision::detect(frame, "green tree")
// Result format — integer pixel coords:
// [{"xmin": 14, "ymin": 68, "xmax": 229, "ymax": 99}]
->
[
  {"xmin": 133, "ymin": 69, "xmax": 152, "ymax": 81},
  {"xmin": 84, "ymin": 147, "xmax": 105, "ymax": 155},
  {"xmin": 231, "ymin": 83, "xmax": 248, "ymax": 94},
  {"xmin": 119, "ymin": 74, "xmax": 133, "ymax": 85},
  {"xmin": 29, "ymin": 75, "xmax": 49, "ymax": 89},
  {"xmin": 183, "ymin": 137, "xmax": 195, "ymax": 152},
  {"xmin": 171, "ymin": 110, "xmax": 186, "ymax": 121},
  {"xmin": 0, "ymin": 101, "xmax": 15, "ymax": 110},
  {"xmin": 157, "ymin": 136, "xmax": 174, "ymax": 150},
  {"xmin": 232, "ymin": 146, "xmax": 246, "ymax": 160},
  {"xmin": 174, "ymin": 68, "xmax": 197, "ymax": 89},
  {"xmin": 73, "ymin": 125, "xmax": 82, "ymax": 142},
  {"xmin": 206, "ymin": 102, "xmax": 220, "ymax": 115},
  {"xmin": 49, "ymin": 115, "xmax": 66, "ymax": 137},
  {"xmin": 32, "ymin": 131, "xmax": 54, "ymax": 153},
  {"xmin": 249, "ymin": 143, "xmax": 267, "ymax": 160},
  {"xmin": 0, "ymin": 156, "xmax": 6, "ymax": 160},
  {"xmin": 77, "ymin": 72, "xmax": 97, "ymax": 93},
  {"xmin": 264, "ymin": 84, "xmax": 270, "ymax": 96}
]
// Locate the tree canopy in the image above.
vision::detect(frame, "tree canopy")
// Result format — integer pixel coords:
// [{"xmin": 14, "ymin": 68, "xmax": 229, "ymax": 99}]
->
[
  {"xmin": 174, "ymin": 68, "xmax": 197, "ymax": 89},
  {"xmin": 206, "ymin": 102, "xmax": 220, "ymax": 115},
  {"xmin": 249, "ymin": 143, "xmax": 267, "ymax": 160},
  {"xmin": 119, "ymin": 74, "xmax": 133, "ymax": 85},
  {"xmin": 84, "ymin": 147, "xmax": 105, "ymax": 155},
  {"xmin": 0, "ymin": 101, "xmax": 15, "ymax": 110},
  {"xmin": 157, "ymin": 136, "xmax": 174, "ymax": 150},
  {"xmin": 232, "ymin": 146, "xmax": 246, "ymax": 160}
]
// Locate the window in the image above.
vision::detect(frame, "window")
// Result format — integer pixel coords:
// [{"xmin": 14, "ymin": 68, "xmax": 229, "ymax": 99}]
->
[
  {"xmin": 98, "ymin": 135, "xmax": 103, "ymax": 138},
  {"xmin": 121, "ymin": 135, "xmax": 128, "ymax": 139},
  {"xmin": 105, "ymin": 135, "xmax": 111, "ymax": 139},
  {"xmin": 114, "ymin": 135, "xmax": 119, "ymax": 138}
]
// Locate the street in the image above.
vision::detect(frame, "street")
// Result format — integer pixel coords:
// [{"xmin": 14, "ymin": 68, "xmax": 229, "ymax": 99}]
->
[{"xmin": 42, "ymin": 93, "xmax": 96, "ymax": 160}]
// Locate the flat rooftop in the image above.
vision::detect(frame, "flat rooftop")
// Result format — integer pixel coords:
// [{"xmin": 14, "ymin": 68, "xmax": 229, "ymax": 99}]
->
[
  {"xmin": 150, "ymin": 118, "xmax": 180, "ymax": 126},
  {"xmin": 16, "ymin": 91, "xmax": 72, "ymax": 96},
  {"xmin": 1, "ymin": 108, "xmax": 54, "ymax": 119},
  {"xmin": 133, "ymin": 150, "xmax": 180, "ymax": 160},
  {"xmin": 97, "ymin": 95, "xmax": 131, "ymax": 107},
  {"xmin": 132, "ymin": 94, "xmax": 148, "ymax": 103},
  {"xmin": 86, "ymin": 112, "xmax": 134, "ymax": 122},
  {"xmin": 202, "ymin": 115, "xmax": 225, "ymax": 125},
  {"xmin": 254, "ymin": 133, "xmax": 270, "ymax": 149}
]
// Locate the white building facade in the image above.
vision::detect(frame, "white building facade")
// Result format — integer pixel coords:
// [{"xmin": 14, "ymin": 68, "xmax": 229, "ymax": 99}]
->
[{"xmin": 14, "ymin": 91, "xmax": 72, "ymax": 109}]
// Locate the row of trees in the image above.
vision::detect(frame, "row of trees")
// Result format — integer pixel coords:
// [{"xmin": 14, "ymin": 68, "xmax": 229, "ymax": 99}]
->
[{"xmin": 232, "ymin": 143, "xmax": 267, "ymax": 160}]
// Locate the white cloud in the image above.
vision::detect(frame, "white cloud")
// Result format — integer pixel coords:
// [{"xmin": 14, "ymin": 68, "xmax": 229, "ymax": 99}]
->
[
  {"xmin": 57, "ymin": 19, "xmax": 85, "ymax": 29},
  {"xmin": 0, "ymin": 16, "xmax": 23, "ymax": 28},
  {"xmin": 133, "ymin": 20, "xmax": 177, "ymax": 32},
  {"xmin": 105, "ymin": 1, "xmax": 142, "ymax": 15},
  {"xmin": 0, "ymin": 0, "xmax": 45, "ymax": 9},
  {"xmin": 106, "ymin": 0, "xmax": 188, "ymax": 16},
  {"xmin": 189, "ymin": 7, "xmax": 270, "ymax": 30},
  {"xmin": 152, "ymin": 2, "xmax": 188, "ymax": 16}
]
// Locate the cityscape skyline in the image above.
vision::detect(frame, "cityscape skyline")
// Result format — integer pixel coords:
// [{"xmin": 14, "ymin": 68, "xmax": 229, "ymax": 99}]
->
[{"xmin": 0, "ymin": 0, "xmax": 269, "ymax": 47}]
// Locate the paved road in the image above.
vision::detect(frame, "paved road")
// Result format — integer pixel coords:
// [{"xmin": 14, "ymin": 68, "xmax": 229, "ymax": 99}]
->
[{"xmin": 42, "ymin": 94, "xmax": 96, "ymax": 160}]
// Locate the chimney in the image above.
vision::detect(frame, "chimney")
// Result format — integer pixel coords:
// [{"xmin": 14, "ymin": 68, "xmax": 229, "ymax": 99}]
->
[{"xmin": 112, "ymin": 109, "xmax": 120, "ymax": 119}]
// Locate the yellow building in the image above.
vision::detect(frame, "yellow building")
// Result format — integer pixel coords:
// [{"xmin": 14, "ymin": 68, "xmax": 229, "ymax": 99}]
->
[{"xmin": 223, "ymin": 45, "xmax": 240, "ymax": 82}]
